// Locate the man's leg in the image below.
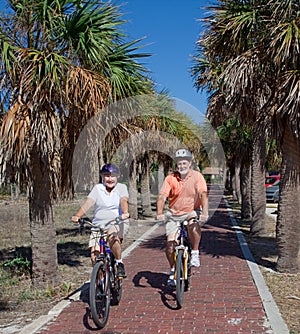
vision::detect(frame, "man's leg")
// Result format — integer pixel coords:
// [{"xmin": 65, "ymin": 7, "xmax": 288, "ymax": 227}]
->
[
  {"xmin": 187, "ymin": 220, "xmax": 201, "ymax": 267},
  {"xmin": 165, "ymin": 218, "xmax": 179, "ymax": 286},
  {"xmin": 89, "ymin": 231, "xmax": 100, "ymax": 266},
  {"xmin": 90, "ymin": 246, "xmax": 99, "ymax": 266},
  {"xmin": 187, "ymin": 219, "xmax": 201, "ymax": 251},
  {"xmin": 107, "ymin": 225, "xmax": 126, "ymax": 277}
]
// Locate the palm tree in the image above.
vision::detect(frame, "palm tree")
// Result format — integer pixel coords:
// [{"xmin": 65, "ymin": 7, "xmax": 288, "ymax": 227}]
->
[
  {"xmin": 265, "ymin": 0, "xmax": 300, "ymax": 273},
  {"xmin": 0, "ymin": 0, "xmax": 153, "ymax": 287},
  {"xmin": 192, "ymin": 0, "xmax": 300, "ymax": 272},
  {"xmin": 217, "ymin": 118, "xmax": 253, "ymax": 218}
]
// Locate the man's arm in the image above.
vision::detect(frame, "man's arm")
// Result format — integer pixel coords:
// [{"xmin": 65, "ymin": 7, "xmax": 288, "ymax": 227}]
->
[
  {"xmin": 120, "ymin": 196, "xmax": 129, "ymax": 219},
  {"xmin": 71, "ymin": 197, "xmax": 95, "ymax": 222},
  {"xmin": 156, "ymin": 194, "xmax": 167, "ymax": 220},
  {"xmin": 200, "ymin": 191, "xmax": 209, "ymax": 221}
]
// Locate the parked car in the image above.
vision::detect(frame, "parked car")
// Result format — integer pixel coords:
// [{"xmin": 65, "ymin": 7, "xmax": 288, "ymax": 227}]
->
[
  {"xmin": 266, "ymin": 180, "xmax": 280, "ymax": 202},
  {"xmin": 265, "ymin": 174, "xmax": 280, "ymax": 187}
]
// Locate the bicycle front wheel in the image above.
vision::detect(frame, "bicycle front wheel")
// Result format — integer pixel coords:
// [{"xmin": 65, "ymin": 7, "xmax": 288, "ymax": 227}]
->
[
  {"xmin": 89, "ymin": 260, "xmax": 111, "ymax": 328},
  {"xmin": 175, "ymin": 250, "xmax": 185, "ymax": 308}
]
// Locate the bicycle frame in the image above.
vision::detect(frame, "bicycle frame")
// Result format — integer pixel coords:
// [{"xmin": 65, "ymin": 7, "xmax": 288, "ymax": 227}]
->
[
  {"xmin": 174, "ymin": 220, "xmax": 190, "ymax": 281},
  {"xmin": 174, "ymin": 219, "xmax": 193, "ymax": 308}
]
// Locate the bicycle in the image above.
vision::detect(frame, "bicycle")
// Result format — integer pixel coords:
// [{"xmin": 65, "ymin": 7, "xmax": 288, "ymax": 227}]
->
[
  {"xmin": 174, "ymin": 218, "xmax": 194, "ymax": 308},
  {"xmin": 78, "ymin": 216, "xmax": 125, "ymax": 329}
]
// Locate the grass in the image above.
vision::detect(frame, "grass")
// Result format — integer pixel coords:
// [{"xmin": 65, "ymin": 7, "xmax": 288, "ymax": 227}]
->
[{"xmin": 0, "ymin": 196, "xmax": 91, "ymax": 327}]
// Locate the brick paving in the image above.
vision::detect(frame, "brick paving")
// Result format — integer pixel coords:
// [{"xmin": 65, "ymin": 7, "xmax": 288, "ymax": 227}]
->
[{"xmin": 36, "ymin": 196, "xmax": 273, "ymax": 334}]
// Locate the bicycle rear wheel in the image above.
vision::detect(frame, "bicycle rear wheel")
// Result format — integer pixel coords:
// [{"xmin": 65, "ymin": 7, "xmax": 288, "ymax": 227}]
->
[
  {"xmin": 175, "ymin": 250, "xmax": 185, "ymax": 308},
  {"xmin": 89, "ymin": 260, "xmax": 111, "ymax": 328},
  {"xmin": 112, "ymin": 277, "xmax": 123, "ymax": 305},
  {"xmin": 110, "ymin": 254, "xmax": 123, "ymax": 305}
]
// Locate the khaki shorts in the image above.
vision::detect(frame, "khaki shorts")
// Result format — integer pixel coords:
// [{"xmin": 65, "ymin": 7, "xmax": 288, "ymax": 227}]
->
[
  {"xmin": 88, "ymin": 221, "xmax": 130, "ymax": 248},
  {"xmin": 165, "ymin": 211, "xmax": 197, "ymax": 237}
]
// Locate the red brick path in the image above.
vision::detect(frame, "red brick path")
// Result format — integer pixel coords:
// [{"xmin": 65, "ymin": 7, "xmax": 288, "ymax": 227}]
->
[{"xmin": 38, "ymin": 198, "xmax": 271, "ymax": 333}]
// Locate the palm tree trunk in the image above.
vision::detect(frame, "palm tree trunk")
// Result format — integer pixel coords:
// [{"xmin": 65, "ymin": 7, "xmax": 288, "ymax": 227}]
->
[
  {"xmin": 140, "ymin": 155, "xmax": 153, "ymax": 217},
  {"xmin": 59, "ymin": 147, "xmax": 74, "ymax": 200},
  {"xmin": 250, "ymin": 128, "xmax": 267, "ymax": 236},
  {"xmin": 29, "ymin": 149, "xmax": 59, "ymax": 288},
  {"xmin": 233, "ymin": 159, "xmax": 241, "ymax": 204},
  {"xmin": 128, "ymin": 159, "xmax": 138, "ymax": 220},
  {"xmin": 157, "ymin": 161, "xmax": 165, "ymax": 192},
  {"xmin": 276, "ymin": 126, "xmax": 300, "ymax": 273},
  {"xmin": 241, "ymin": 161, "xmax": 251, "ymax": 219}
]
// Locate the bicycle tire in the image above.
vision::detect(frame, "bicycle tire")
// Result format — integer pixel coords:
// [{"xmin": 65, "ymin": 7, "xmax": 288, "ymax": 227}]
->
[
  {"xmin": 175, "ymin": 250, "xmax": 185, "ymax": 308},
  {"xmin": 89, "ymin": 260, "xmax": 111, "ymax": 328},
  {"xmin": 184, "ymin": 254, "xmax": 191, "ymax": 292},
  {"xmin": 112, "ymin": 277, "xmax": 123, "ymax": 305}
]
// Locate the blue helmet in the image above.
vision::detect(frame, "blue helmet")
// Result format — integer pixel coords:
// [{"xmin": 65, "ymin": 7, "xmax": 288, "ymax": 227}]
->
[{"xmin": 100, "ymin": 163, "xmax": 120, "ymax": 176}]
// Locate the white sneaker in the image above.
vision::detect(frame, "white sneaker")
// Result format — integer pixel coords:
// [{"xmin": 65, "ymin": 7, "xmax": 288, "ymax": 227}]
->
[
  {"xmin": 190, "ymin": 253, "xmax": 200, "ymax": 267},
  {"xmin": 167, "ymin": 270, "xmax": 176, "ymax": 286}
]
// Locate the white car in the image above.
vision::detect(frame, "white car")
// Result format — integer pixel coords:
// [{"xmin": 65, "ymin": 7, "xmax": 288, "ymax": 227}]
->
[{"xmin": 266, "ymin": 180, "xmax": 280, "ymax": 202}]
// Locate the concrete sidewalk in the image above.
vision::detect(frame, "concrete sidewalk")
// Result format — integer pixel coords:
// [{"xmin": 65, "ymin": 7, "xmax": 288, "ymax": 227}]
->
[{"xmin": 22, "ymin": 195, "xmax": 288, "ymax": 334}]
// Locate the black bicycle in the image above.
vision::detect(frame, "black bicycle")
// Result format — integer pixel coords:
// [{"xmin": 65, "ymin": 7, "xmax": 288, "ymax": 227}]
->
[
  {"xmin": 174, "ymin": 218, "xmax": 193, "ymax": 308},
  {"xmin": 78, "ymin": 217, "xmax": 125, "ymax": 329}
]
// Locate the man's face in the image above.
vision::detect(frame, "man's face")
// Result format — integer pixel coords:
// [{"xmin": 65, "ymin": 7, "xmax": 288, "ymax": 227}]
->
[
  {"xmin": 103, "ymin": 173, "xmax": 118, "ymax": 188},
  {"xmin": 176, "ymin": 159, "xmax": 192, "ymax": 175}
]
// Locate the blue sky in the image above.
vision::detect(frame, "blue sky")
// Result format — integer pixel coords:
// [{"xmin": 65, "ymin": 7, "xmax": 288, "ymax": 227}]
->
[{"xmin": 120, "ymin": 0, "xmax": 212, "ymax": 114}]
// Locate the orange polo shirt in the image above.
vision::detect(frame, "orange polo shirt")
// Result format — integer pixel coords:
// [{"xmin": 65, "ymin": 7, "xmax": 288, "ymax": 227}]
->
[{"xmin": 159, "ymin": 169, "xmax": 207, "ymax": 215}]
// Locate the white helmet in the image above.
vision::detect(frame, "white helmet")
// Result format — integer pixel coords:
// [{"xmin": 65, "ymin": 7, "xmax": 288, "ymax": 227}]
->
[{"xmin": 174, "ymin": 148, "xmax": 193, "ymax": 160}]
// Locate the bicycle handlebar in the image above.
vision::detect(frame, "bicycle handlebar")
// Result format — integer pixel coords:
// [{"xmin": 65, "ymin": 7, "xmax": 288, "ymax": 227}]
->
[{"xmin": 77, "ymin": 216, "xmax": 126, "ymax": 231}]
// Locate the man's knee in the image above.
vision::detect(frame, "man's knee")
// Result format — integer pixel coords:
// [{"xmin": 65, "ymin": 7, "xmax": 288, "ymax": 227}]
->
[
  {"xmin": 166, "ymin": 240, "xmax": 177, "ymax": 254},
  {"xmin": 188, "ymin": 219, "xmax": 201, "ymax": 232},
  {"xmin": 91, "ymin": 249, "xmax": 99, "ymax": 265},
  {"xmin": 108, "ymin": 233, "xmax": 121, "ymax": 246}
]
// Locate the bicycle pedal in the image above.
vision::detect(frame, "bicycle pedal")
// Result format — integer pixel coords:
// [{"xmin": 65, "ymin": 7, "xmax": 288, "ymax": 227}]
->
[{"xmin": 117, "ymin": 275, "xmax": 126, "ymax": 279}]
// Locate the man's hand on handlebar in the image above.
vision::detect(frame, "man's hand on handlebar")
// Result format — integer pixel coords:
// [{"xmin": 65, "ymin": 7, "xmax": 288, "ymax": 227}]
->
[
  {"xmin": 71, "ymin": 215, "xmax": 80, "ymax": 223},
  {"xmin": 121, "ymin": 212, "xmax": 130, "ymax": 220},
  {"xmin": 199, "ymin": 214, "xmax": 209, "ymax": 224},
  {"xmin": 156, "ymin": 214, "xmax": 165, "ymax": 221}
]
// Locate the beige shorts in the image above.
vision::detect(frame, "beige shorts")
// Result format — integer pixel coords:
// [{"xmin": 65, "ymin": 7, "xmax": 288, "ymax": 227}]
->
[
  {"xmin": 88, "ymin": 221, "xmax": 130, "ymax": 248},
  {"xmin": 165, "ymin": 211, "xmax": 197, "ymax": 237}
]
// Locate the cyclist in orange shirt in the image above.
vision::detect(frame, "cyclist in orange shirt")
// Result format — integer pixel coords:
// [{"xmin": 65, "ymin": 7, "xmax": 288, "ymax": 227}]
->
[{"xmin": 156, "ymin": 149, "xmax": 208, "ymax": 286}]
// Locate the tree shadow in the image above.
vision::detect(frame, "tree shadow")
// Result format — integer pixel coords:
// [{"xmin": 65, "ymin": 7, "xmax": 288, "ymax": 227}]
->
[
  {"xmin": 132, "ymin": 270, "xmax": 179, "ymax": 310},
  {"xmin": 56, "ymin": 226, "xmax": 89, "ymax": 237},
  {"xmin": 200, "ymin": 205, "xmax": 278, "ymax": 270},
  {"xmin": 0, "ymin": 245, "xmax": 32, "ymax": 262},
  {"xmin": 57, "ymin": 241, "xmax": 90, "ymax": 265},
  {"xmin": 0, "ymin": 241, "xmax": 90, "ymax": 267}
]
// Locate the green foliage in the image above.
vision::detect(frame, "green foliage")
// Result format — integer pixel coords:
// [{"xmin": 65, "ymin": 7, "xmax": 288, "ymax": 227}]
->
[
  {"xmin": 2, "ymin": 256, "xmax": 31, "ymax": 276},
  {"xmin": 217, "ymin": 117, "xmax": 253, "ymax": 161}
]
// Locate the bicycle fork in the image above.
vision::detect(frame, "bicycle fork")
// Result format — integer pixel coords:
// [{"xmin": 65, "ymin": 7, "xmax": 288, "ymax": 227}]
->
[{"xmin": 174, "ymin": 245, "xmax": 189, "ymax": 280}]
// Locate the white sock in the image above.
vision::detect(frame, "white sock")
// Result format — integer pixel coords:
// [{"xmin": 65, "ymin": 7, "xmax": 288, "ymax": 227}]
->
[
  {"xmin": 191, "ymin": 250, "xmax": 199, "ymax": 255},
  {"xmin": 116, "ymin": 259, "xmax": 123, "ymax": 264}
]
